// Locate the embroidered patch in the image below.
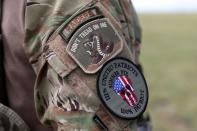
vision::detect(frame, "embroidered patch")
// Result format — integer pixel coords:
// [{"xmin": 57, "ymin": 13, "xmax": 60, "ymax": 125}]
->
[
  {"xmin": 97, "ymin": 58, "xmax": 148, "ymax": 119},
  {"xmin": 59, "ymin": 7, "xmax": 103, "ymax": 42},
  {"xmin": 67, "ymin": 18, "xmax": 123, "ymax": 74}
]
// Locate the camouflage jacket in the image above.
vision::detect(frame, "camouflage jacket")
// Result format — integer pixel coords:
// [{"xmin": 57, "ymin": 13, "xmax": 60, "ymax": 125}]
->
[{"xmin": 25, "ymin": 0, "xmax": 151, "ymax": 131}]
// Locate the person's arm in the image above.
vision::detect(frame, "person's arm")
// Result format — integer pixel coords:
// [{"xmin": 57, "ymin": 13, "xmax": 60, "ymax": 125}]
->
[{"xmin": 24, "ymin": 0, "xmax": 150, "ymax": 130}]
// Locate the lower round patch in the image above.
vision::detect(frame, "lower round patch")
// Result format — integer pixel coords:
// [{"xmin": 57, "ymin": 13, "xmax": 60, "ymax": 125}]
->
[{"xmin": 97, "ymin": 58, "xmax": 148, "ymax": 119}]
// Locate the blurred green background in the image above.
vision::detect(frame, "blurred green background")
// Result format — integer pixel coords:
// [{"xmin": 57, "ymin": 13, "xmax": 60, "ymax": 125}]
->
[{"xmin": 140, "ymin": 14, "xmax": 197, "ymax": 131}]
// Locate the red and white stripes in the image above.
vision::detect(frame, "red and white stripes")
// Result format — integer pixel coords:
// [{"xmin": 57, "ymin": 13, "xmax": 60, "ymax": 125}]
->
[{"xmin": 118, "ymin": 76, "xmax": 138, "ymax": 106}]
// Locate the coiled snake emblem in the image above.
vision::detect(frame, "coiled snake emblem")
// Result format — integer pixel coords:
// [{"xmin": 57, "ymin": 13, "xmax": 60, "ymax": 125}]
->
[{"xmin": 83, "ymin": 32, "xmax": 114, "ymax": 64}]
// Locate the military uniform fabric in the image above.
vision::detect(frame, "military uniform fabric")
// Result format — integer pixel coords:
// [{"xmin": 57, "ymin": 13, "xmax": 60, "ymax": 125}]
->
[
  {"xmin": 1, "ymin": 0, "xmax": 52, "ymax": 130},
  {"xmin": 24, "ymin": 0, "xmax": 151, "ymax": 130}
]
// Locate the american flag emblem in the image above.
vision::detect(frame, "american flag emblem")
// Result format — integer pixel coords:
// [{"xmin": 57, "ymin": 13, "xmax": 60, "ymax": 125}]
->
[{"xmin": 113, "ymin": 75, "xmax": 138, "ymax": 106}]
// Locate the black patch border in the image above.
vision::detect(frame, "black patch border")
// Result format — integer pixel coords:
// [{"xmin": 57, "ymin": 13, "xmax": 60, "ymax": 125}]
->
[{"xmin": 96, "ymin": 57, "xmax": 149, "ymax": 120}]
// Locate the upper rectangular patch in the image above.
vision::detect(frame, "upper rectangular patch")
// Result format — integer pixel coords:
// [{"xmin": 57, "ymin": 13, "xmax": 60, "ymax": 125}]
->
[{"xmin": 59, "ymin": 7, "xmax": 103, "ymax": 42}]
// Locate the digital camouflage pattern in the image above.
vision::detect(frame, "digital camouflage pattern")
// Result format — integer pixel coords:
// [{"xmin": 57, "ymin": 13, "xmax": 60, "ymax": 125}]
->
[{"xmin": 25, "ymin": 0, "xmax": 151, "ymax": 130}]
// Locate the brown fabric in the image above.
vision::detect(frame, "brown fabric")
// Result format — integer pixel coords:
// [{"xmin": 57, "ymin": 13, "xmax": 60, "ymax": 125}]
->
[
  {"xmin": 0, "ymin": 0, "xmax": 7, "ymax": 105},
  {"xmin": 1, "ymin": 0, "xmax": 51, "ymax": 130}
]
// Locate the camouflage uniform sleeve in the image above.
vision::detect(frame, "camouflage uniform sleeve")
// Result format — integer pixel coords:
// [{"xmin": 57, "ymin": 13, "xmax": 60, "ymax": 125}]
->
[{"xmin": 24, "ymin": 0, "xmax": 151, "ymax": 130}]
